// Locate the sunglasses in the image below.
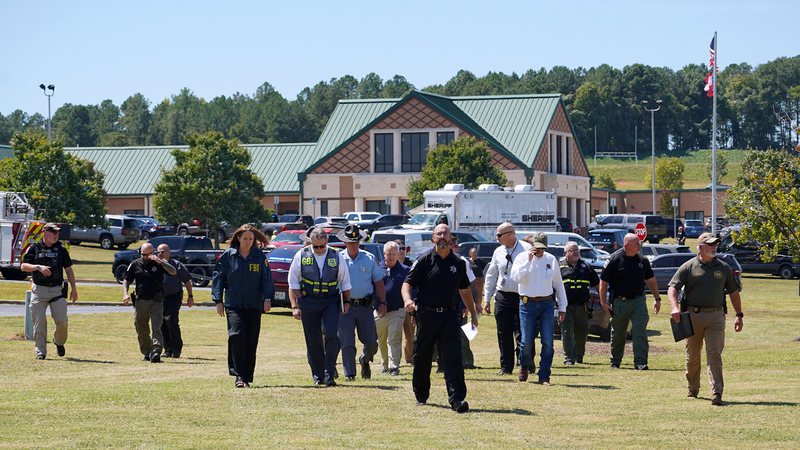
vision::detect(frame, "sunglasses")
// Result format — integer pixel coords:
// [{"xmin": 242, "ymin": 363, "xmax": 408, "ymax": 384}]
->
[
  {"xmin": 496, "ymin": 231, "xmax": 512, "ymax": 239},
  {"xmin": 141, "ymin": 252, "xmax": 153, "ymax": 257},
  {"xmin": 156, "ymin": 250, "xmax": 166, "ymax": 254},
  {"xmin": 312, "ymin": 245, "xmax": 326, "ymax": 250}
]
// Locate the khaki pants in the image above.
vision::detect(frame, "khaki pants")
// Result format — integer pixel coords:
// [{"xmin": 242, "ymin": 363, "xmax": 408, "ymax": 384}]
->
[
  {"xmin": 403, "ymin": 312, "xmax": 415, "ymax": 364},
  {"xmin": 685, "ymin": 310, "xmax": 726, "ymax": 396},
  {"xmin": 30, "ymin": 284, "xmax": 68, "ymax": 357},
  {"xmin": 375, "ymin": 308, "xmax": 406, "ymax": 370},
  {"xmin": 134, "ymin": 299, "xmax": 164, "ymax": 356}
]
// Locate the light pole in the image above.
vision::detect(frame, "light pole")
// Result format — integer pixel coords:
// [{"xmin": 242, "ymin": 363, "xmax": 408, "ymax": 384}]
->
[
  {"xmin": 39, "ymin": 84, "xmax": 55, "ymax": 140},
  {"xmin": 642, "ymin": 99, "xmax": 662, "ymax": 214}
]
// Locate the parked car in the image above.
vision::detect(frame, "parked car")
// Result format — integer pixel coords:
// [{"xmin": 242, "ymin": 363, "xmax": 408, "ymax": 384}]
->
[
  {"xmin": 267, "ymin": 242, "xmax": 385, "ymax": 308},
  {"xmin": 69, "ymin": 214, "xmax": 140, "ymax": 250},
  {"xmin": 111, "ymin": 236, "xmax": 222, "ymax": 287},
  {"xmin": 314, "ymin": 216, "xmax": 349, "ymax": 226},
  {"xmin": 547, "ymin": 245, "xmax": 606, "ymax": 271},
  {"xmin": 343, "ymin": 211, "xmax": 381, "ymax": 223},
  {"xmin": 586, "ymin": 229, "xmax": 627, "ymax": 253},
  {"xmin": 357, "ymin": 214, "xmax": 410, "ymax": 234},
  {"xmin": 587, "ymin": 214, "xmax": 668, "ymax": 243},
  {"xmin": 664, "ymin": 218, "xmax": 684, "ymax": 239},
  {"xmin": 683, "ymin": 219, "xmax": 705, "ymax": 238},
  {"xmin": 176, "ymin": 219, "xmax": 238, "ymax": 242},
  {"xmin": 262, "ymin": 214, "xmax": 314, "ymax": 236},
  {"xmin": 371, "ymin": 229, "xmax": 483, "ymax": 260},
  {"xmin": 646, "ymin": 252, "xmax": 742, "ymax": 293},
  {"xmin": 556, "ymin": 217, "xmax": 574, "ymax": 233},
  {"xmin": 130, "ymin": 216, "xmax": 176, "ymax": 240},
  {"xmin": 640, "ymin": 244, "xmax": 691, "ymax": 261},
  {"xmin": 717, "ymin": 235, "xmax": 800, "ymax": 279},
  {"xmin": 704, "ymin": 217, "xmax": 732, "ymax": 233}
]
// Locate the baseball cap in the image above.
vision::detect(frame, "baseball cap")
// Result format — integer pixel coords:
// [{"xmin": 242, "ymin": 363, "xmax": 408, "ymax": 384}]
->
[
  {"xmin": 698, "ymin": 232, "xmax": 720, "ymax": 245},
  {"xmin": 42, "ymin": 223, "xmax": 61, "ymax": 232},
  {"xmin": 527, "ymin": 232, "xmax": 548, "ymax": 249}
]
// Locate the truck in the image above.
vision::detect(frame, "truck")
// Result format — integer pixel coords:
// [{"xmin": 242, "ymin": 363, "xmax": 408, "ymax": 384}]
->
[
  {"xmin": 403, "ymin": 184, "xmax": 558, "ymax": 240},
  {"xmin": 111, "ymin": 235, "xmax": 223, "ymax": 287},
  {"xmin": 0, "ymin": 192, "xmax": 37, "ymax": 280},
  {"xmin": 261, "ymin": 214, "xmax": 314, "ymax": 237}
]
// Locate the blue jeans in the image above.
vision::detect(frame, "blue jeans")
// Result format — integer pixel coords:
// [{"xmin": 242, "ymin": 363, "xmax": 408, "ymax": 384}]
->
[{"xmin": 519, "ymin": 299, "xmax": 555, "ymax": 381}]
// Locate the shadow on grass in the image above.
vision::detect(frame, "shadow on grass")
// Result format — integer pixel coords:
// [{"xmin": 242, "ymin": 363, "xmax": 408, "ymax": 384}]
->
[
  {"xmin": 64, "ymin": 357, "xmax": 115, "ymax": 364},
  {"xmin": 425, "ymin": 403, "xmax": 534, "ymax": 416},
  {"xmin": 252, "ymin": 384, "xmax": 401, "ymax": 391},
  {"xmin": 178, "ymin": 357, "xmax": 217, "ymax": 362},
  {"xmin": 561, "ymin": 384, "xmax": 619, "ymax": 390},
  {"xmin": 700, "ymin": 398, "xmax": 798, "ymax": 407}
]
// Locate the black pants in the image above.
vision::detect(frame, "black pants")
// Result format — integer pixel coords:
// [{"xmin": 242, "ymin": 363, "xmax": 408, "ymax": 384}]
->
[
  {"xmin": 161, "ymin": 293, "xmax": 183, "ymax": 356},
  {"xmin": 495, "ymin": 291, "xmax": 530, "ymax": 372},
  {"xmin": 413, "ymin": 309, "xmax": 466, "ymax": 407},
  {"xmin": 225, "ymin": 307, "xmax": 262, "ymax": 383}
]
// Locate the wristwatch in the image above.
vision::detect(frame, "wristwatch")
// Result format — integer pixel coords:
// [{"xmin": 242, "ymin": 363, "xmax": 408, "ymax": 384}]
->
[
  {"xmin": 735, "ymin": 312, "xmax": 744, "ymax": 318},
  {"xmin": 654, "ymin": 297, "xmax": 662, "ymax": 302}
]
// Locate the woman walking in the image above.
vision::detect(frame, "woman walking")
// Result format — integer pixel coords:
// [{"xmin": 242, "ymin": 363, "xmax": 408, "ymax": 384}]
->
[{"xmin": 212, "ymin": 224, "xmax": 275, "ymax": 387}]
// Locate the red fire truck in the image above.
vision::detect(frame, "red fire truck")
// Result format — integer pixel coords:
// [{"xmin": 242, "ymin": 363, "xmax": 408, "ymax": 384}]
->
[{"xmin": 0, "ymin": 192, "xmax": 43, "ymax": 280}]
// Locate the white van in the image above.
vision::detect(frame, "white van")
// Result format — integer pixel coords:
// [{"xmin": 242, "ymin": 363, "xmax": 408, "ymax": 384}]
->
[
  {"xmin": 517, "ymin": 230, "xmax": 609, "ymax": 258},
  {"xmin": 370, "ymin": 228, "xmax": 483, "ymax": 260}
]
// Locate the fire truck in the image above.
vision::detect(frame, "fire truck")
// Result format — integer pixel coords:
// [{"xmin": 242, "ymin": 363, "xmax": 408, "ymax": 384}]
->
[{"xmin": 0, "ymin": 192, "xmax": 43, "ymax": 280}]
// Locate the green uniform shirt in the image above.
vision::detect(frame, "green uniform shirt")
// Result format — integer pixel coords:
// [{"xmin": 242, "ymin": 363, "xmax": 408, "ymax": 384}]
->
[{"xmin": 668, "ymin": 256, "xmax": 741, "ymax": 308}]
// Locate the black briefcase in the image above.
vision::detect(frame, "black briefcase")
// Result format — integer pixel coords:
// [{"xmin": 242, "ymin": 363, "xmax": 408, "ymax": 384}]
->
[{"xmin": 670, "ymin": 312, "xmax": 694, "ymax": 342}]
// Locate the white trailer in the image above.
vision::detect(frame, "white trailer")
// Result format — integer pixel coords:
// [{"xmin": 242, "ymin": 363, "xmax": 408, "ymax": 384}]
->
[{"xmin": 405, "ymin": 184, "xmax": 557, "ymax": 239}]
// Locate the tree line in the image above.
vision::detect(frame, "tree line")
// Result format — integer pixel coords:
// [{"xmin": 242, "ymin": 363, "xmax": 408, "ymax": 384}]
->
[{"xmin": 1, "ymin": 56, "xmax": 799, "ymax": 154}]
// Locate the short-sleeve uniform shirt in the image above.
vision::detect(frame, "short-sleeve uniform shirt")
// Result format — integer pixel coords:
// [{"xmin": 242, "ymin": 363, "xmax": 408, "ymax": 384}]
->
[{"xmin": 405, "ymin": 250, "xmax": 470, "ymax": 310}]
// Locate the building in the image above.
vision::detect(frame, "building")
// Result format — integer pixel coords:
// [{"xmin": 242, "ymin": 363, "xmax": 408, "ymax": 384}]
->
[{"xmin": 591, "ymin": 186, "xmax": 729, "ymax": 221}]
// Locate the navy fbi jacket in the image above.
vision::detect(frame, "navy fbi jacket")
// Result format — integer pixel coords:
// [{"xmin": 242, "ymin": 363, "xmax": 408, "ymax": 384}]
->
[{"xmin": 212, "ymin": 247, "xmax": 275, "ymax": 310}]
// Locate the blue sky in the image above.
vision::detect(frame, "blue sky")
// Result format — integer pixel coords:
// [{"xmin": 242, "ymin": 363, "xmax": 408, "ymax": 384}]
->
[{"xmin": 2, "ymin": 0, "xmax": 798, "ymax": 116}]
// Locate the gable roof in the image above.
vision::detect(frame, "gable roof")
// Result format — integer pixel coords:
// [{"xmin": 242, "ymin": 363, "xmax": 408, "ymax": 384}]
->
[
  {"xmin": 307, "ymin": 90, "xmax": 568, "ymax": 174},
  {"xmin": 65, "ymin": 143, "xmax": 318, "ymax": 196}
]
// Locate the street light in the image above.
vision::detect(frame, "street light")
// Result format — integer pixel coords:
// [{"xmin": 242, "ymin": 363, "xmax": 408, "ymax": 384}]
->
[
  {"xmin": 642, "ymin": 99, "xmax": 662, "ymax": 214},
  {"xmin": 39, "ymin": 84, "xmax": 55, "ymax": 140}
]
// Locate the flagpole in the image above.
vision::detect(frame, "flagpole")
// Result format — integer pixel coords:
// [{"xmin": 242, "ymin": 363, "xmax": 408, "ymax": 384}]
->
[{"xmin": 711, "ymin": 31, "xmax": 718, "ymax": 235}]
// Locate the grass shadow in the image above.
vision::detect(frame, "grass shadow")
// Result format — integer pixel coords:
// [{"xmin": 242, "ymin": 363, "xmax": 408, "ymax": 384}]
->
[
  {"xmin": 425, "ymin": 403, "xmax": 534, "ymax": 416},
  {"xmin": 699, "ymin": 398, "xmax": 799, "ymax": 407},
  {"xmin": 64, "ymin": 357, "xmax": 115, "ymax": 364},
  {"xmin": 561, "ymin": 384, "xmax": 619, "ymax": 390},
  {"xmin": 180, "ymin": 357, "xmax": 217, "ymax": 362},
  {"xmin": 252, "ymin": 384, "xmax": 401, "ymax": 391}
]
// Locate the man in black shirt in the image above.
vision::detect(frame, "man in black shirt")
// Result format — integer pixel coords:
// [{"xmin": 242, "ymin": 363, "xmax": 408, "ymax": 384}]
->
[
  {"xmin": 21, "ymin": 223, "xmax": 78, "ymax": 360},
  {"xmin": 599, "ymin": 234, "xmax": 661, "ymax": 370},
  {"xmin": 402, "ymin": 224, "xmax": 478, "ymax": 413},
  {"xmin": 122, "ymin": 242, "xmax": 177, "ymax": 362}
]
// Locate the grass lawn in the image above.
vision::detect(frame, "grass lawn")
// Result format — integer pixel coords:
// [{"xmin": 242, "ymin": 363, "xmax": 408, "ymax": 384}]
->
[
  {"xmin": 1, "ymin": 275, "xmax": 798, "ymax": 448},
  {"xmin": 590, "ymin": 149, "xmax": 748, "ymax": 190}
]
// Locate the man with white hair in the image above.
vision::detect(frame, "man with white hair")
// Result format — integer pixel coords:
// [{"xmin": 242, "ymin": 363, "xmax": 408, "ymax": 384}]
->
[
  {"xmin": 375, "ymin": 240, "xmax": 410, "ymax": 376},
  {"xmin": 559, "ymin": 242, "xmax": 599, "ymax": 365}
]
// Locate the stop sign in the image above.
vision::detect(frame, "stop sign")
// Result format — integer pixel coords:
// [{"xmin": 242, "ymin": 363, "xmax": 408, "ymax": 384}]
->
[{"xmin": 634, "ymin": 222, "xmax": 647, "ymax": 241}]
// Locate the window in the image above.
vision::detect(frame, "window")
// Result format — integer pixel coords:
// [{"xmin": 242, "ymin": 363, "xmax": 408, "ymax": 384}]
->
[
  {"xmin": 365, "ymin": 200, "xmax": 388, "ymax": 214},
  {"xmin": 374, "ymin": 133, "xmax": 393, "ymax": 173},
  {"xmin": 437, "ymin": 131, "xmax": 455, "ymax": 146},
  {"xmin": 401, "ymin": 132, "xmax": 429, "ymax": 172},
  {"xmin": 401, "ymin": 199, "xmax": 411, "ymax": 213},
  {"xmin": 124, "ymin": 209, "xmax": 145, "ymax": 215},
  {"xmin": 685, "ymin": 211, "xmax": 704, "ymax": 220},
  {"xmin": 320, "ymin": 200, "xmax": 328, "ymax": 217},
  {"xmin": 556, "ymin": 137, "xmax": 563, "ymax": 174}
]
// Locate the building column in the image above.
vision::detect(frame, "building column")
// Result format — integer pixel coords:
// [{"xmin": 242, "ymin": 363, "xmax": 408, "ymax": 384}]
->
[
  {"xmin": 355, "ymin": 197, "xmax": 365, "ymax": 212},
  {"xmin": 569, "ymin": 198, "xmax": 577, "ymax": 229},
  {"xmin": 391, "ymin": 197, "xmax": 401, "ymax": 215},
  {"xmin": 559, "ymin": 196, "xmax": 567, "ymax": 220}
]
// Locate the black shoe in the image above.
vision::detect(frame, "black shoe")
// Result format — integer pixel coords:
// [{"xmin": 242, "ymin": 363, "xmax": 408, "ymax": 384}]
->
[
  {"xmin": 324, "ymin": 375, "xmax": 337, "ymax": 387},
  {"xmin": 518, "ymin": 367, "xmax": 528, "ymax": 382},
  {"xmin": 150, "ymin": 353, "xmax": 161, "ymax": 363},
  {"xmin": 610, "ymin": 363, "xmax": 620, "ymax": 369},
  {"xmin": 452, "ymin": 400, "xmax": 470, "ymax": 413},
  {"xmin": 563, "ymin": 360, "xmax": 575, "ymax": 366},
  {"xmin": 36, "ymin": 353, "xmax": 45, "ymax": 360},
  {"xmin": 56, "ymin": 345, "xmax": 65, "ymax": 357},
  {"xmin": 171, "ymin": 352, "xmax": 180, "ymax": 359},
  {"xmin": 711, "ymin": 394, "xmax": 723, "ymax": 406},
  {"xmin": 388, "ymin": 368, "xmax": 400, "ymax": 376},
  {"xmin": 576, "ymin": 356, "xmax": 584, "ymax": 364},
  {"xmin": 359, "ymin": 356, "xmax": 371, "ymax": 380},
  {"xmin": 687, "ymin": 391, "xmax": 698, "ymax": 398},
  {"xmin": 143, "ymin": 354, "xmax": 150, "ymax": 361},
  {"xmin": 634, "ymin": 364, "xmax": 649, "ymax": 371},
  {"xmin": 235, "ymin": 377, "xmax": 245, "ymax": 388},
  {"xmin": 163, "ymin": 351, "xmax": 173, "ymax": 358},
  {"xmin": 464, "ymin": 364, "xmax": 479, "ymax": 370}
]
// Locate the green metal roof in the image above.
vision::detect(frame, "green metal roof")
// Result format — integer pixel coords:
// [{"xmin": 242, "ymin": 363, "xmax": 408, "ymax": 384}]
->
[
  {"xmin": 307, "ymin": 91, "xmax": 564, "ymax": 173},
  {"xmin": 0, "ymin": 144, "xmax": 13, "ymax": 160},
  {"xmin": 66, "ymin": 143, "xmax": 318, "ymax": 196}
]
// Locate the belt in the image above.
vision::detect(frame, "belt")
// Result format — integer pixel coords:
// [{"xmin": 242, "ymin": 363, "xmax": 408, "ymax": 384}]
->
[
  {"xmin": 615, "ymin": 294, "xmax": 644, "ymax": 301},
  {"xmin": 420, "ymin": 305, "xmax": 453, "ymax": 313},
  {"xmin": 350, "ymin": 296, "xmax": 373, "ymax": 306},
  {"xmin": 520, "ymin": 295, "xmax": 553, "ymax": 304},
  {"xmin": 34, "ymin": 282, "xmax": 62, "ymax": 288},
  {"xmin": 689, "ymin": 305, "xmax": 724, "ymax": 313}
]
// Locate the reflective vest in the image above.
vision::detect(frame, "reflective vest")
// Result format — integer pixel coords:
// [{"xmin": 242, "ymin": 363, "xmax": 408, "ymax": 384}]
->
[
  {"xmin": 561, "ymin": 260, "xmax": 592, "ymax": 303},
  {"xmin": 300, "ymin": 247, "xmax": 340, "ymax": 297}
]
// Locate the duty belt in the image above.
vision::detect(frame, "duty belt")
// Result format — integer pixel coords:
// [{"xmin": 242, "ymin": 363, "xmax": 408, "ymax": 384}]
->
[
  {"xmin": 615, "ymin": 294, "xmax": 644, "ymax": 301},
  {"xmin": 520, "ymin": 295, "xmax": 553, "ymax": 304},
  {"xmin": 420, "ymin": 305, "xmax": 452, "ymax": 313},
  {"xmin": 350, "ymin": 296, "xmax": 373, "ymax": 307},
  {"xmin": 689, "ymin": 305, "xmax": 724, "ymax": 313}
]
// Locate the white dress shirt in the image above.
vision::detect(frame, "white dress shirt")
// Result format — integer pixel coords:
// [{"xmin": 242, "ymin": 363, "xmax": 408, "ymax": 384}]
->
[
  {"xmin": 509, "ymin": 250, "xmax": 568, "ymax": 313},
  {"xmin": 483, "ymin": 240, "xmax": 532, "ymax": 306},
  {"xmin": 288, "ymin": 246, "xmax": 352, "ymax": 292}
]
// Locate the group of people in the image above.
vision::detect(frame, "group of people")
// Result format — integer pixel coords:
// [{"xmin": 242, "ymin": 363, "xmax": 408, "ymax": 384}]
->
[{"xmin": 22, "ymin": 219, "xmax": 744, "ymax": 411}]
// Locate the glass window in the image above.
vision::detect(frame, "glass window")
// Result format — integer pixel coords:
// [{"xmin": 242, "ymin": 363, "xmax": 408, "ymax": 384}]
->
[
  {"xmin": 437, "ymin": 131, "xmax": 455, "ymax": 146},
  {"xmin": 685, "ymin": 211, "xmax": 704, "ymax": 220},
  {"xmin": 556, "ymin": 137, "xmax": 563, "ymax": 174},
  {"xmin": 374, "ymin": 133, "xmax": 393, "ymax": 173},
  {"xmin": 365, "ymin": 200, "xmax": 388, "ymax": 215},
  {"xmin": 320, "ymin": 200, "xmax": 328, "ymax": 217},
  {"xmin": 401, "ymin": 132, "xmax": 429, "ymax": 172}
]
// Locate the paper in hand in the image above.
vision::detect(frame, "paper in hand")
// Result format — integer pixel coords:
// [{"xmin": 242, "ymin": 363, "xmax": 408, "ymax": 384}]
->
[{"xmin": 461, "ymin": 323, "xmax": 478, "ymax": 341}]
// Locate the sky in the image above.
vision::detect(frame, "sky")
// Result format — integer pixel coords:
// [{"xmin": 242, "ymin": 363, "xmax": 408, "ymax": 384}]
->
[{"xmin": 2, "ymin": 0, "xmax": 798, "ymax": 117}]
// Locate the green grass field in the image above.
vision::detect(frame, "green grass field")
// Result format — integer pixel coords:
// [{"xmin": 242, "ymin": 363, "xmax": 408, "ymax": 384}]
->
[
  {"xmin": 590, "ymin": 149, "xmax": 748, "ymax": 190},
  {"xmin": 1, "ymin": 274, "xmax": 798, "ymax": 448}
]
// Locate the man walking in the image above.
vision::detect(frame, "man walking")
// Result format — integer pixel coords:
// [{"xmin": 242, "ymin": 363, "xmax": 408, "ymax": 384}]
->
[
  {"xmin": 668, "ymin": 233, "xmax": 744, "ymax": 405},
  {"xmin": 376, "ymin": 241, "xmax": 410, "ymax": 376},
  {"xmin": 599, "ymin": 233, "xmax": 661, "ymax": 370},
  {"xmin": 510, "ymin": 232, "xmax": 567, "ymax": 385},
  {"xmin": 157, "ymin": 243, "xmax": 194, "ymax": 358},
  {"xmin": 560, "ymin": 242, "xmax": 599, "ymax": 365},
  {"xmin": 483, "ymin": 223, "xmax": 531, "ymax": 375},
  {"xmin": 21, "ymin": 223, "xmax": 78, "ymax": 360},
  {"xmin": 337, "ymin": 225, "xmax": 386, "ymax": 381},
  {"xmin": 123, "ymin": 242, "xmax": 177, "ymax": 363},
  {"xmin": 402, "ymin": 224, "xmax": 478, "ymax": 413}
]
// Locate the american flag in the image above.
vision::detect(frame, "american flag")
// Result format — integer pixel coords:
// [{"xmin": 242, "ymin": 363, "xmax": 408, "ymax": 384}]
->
[{"xmin": 704, "ymin": 36, "xmax": 716, "ymax": 98}]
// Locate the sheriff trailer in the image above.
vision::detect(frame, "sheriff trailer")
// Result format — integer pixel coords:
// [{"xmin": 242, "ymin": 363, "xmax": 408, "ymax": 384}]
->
[{"xmin": 404, "ymin": 184, "xmax": 558, "ymax": 239}]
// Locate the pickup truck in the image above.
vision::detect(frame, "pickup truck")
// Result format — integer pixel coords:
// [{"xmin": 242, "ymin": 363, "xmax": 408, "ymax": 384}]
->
[
  {"xmin": 176, "ymin": 220, "xmax": 238, "ymax": 242},
  {"xmin": 261, "ymin": 214, "xmax": 314, "ymax": 237},
  {"xmin": 111, "ymin": 235, "xmax": 222, "ymax": 287}
]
